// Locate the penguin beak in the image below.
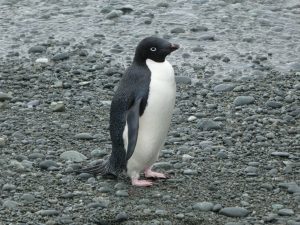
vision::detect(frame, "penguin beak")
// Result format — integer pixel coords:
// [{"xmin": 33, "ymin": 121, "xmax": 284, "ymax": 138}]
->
[{"xmin": 170, "ymin": 43, "xmax": 180, "ymax": 52}]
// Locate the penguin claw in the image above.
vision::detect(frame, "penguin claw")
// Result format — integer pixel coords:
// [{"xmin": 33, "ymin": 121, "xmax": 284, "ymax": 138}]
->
[
  {"xmin": 144, "ymin": 169, "xmax": 167, "ymax": 179},
  {"xmin": 131, "ymin": 179, "xmax": 153, "ymax": 187}
]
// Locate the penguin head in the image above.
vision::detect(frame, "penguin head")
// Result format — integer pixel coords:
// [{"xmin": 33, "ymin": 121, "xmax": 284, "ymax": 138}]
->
[{"xmin": 134, "ymin": 37, "xmax": 179, "ymax": 63}]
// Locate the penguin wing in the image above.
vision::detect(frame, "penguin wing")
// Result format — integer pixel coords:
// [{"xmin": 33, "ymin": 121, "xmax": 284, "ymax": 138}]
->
[{"xmin": 125, "ymin": 97, "xmax": 142, "ymax": 161}]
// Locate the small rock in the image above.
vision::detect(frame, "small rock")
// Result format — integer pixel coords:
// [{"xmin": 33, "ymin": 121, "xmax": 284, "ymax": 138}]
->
[
  {"xmin": 35, "ymin": 57, "xmax": 49, "ymax": 63},
  {"xmin": 199, "ymin": 34, "xmax": 215, "ymax": 41},
  {"xmin": 37, "ymin": 209, "xmax": 59, "ymax": 216},
  {"xmin": 28, "ymin": 45, "xmax": 46, "ymax": 53},
  {"xmin": 188, "ymin": 116, "xmax": 197, "ymax": 122},
  {"xmin": 27, "ymin": 100, "xmax": 40, "ymax": 108},
  {"xmin": 193, "ymin": 202, "xmax": 214, "ymax": 211},
  {"xmin": 0, "ymin": 92, "xmax": 12, "ymax": 101},
  {"xmin": 234, "ymin": 96, "xmax": 255, "ymax": 106},
  {"xmin": 153, "ymin": 162, "xmax": 172, "ymax": 169},
  {"xmin": 2, "ymin": 184, "xmax": 16, "ymax": 191},
  {"xmin": 175, "ymin": 76, "xmax": 192, "ymax": 84},
  {"xmin": 212, "ymin": 204, "xmax": 223, "ymax": 212},
  {"xmin": 183, "ymin": 169, "xmax": 198, "ymax": 175},
  {"xmin": 52, "ymin": 52, "xmax": 69, "ymax": 61},
  {"xmin": 106, "ymin": 10, "xmax": 122, "ymax": 19},
  {"xmin": 171, "ymin": 27, "xmax": 185, "ymax": 34},
  {"xmin": 271, "ymin": 151, "xmax": 290, "ymax": 157},
  {"xmin": 219, "ymin": 207, "xmax": 250, "ymax": 217},
  {"xmin": 21, "ymin": 193, "xmax": 36, "ymax": 202},
  {"xmin": 116, "ymin": 212, "xmax": 128, "ymax": 222},
  {"xmin": 116, "ymin": 190, "xmax": 129, "ymax": 197},
  {"xmin": 91, "ymin": 149, "xmax": 107, "ymax": 158},
  {"xmin": 213, "ymin": 83, "xmax": 235, "ymax": 92},
  {"xmin": 278, "ymin": 209, "xmax": 294, "ymax": 216},
  {"xmin": 39, "ymin": 160, "xmax": 58, "ymax": 170},
  {"xmin": 266, "ymin": 101, "xmax": 283, "ymax": 109},
  {"xmin": 190, "ymin": 26, "xmax": 208, "ymax": 32},
  {"xmin": 75, "ymin": 133, "xmax": 94, "ymax": 140},
  {"xmin": 197, "ymin": 119, "xmax": 221, "ymax": 131},
  {"xmin": 60, "ymin": 151, "xmax": 87, "ymax": 162},
  {"xmin": 3, "ymin": 200, "xmax": 18, "ymax": 209},
  {"xmin": 50, "ymin": 101, "xmax": 65, "ymax": 112}
]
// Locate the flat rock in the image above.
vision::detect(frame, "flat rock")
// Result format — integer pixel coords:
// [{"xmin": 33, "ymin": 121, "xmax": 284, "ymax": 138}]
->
[
  {"xmin": 0, "ymin": 92, "xmax": 12, "ymax": 101},
  {"xmin": 60, "ymin": 150, "xmax": 87, "ymax": 162},
  {"xmin": 175, "ymin": 76, "xmax": 192, "ymax": 84},
  {"xmin": 278, "ymin": 208, "xmax": 294, "ymax": 216},
  {"xmin": 75, "ymin": 133, "xmax": 94, "ymax": 140},
  {"xmin": 28, "ymin": 45, "xmax": 46, "ymax": 53},
  {"xmin": 52, "ymin": 52, "xmax": 69, "ymax": 61},
  {"xmin": 213, "ymin": 83, "xmax": 235, "ymax": 92},
  {"xmin": 193, "ymin": 202, "xmax": 214, "ymax": 211},
  {"xmin": 219, "ymin": 207, "xmax": 250, "ymax": 217},
  {"xmin": 39, "ymin": 160, "xmax": 58, "ymax": 170},
  {"xmin": 36, "ymin": 209, "xmax": 59, "ymax": 216},
  {"xmin": 271, "ymin": 151, "xmax": 290, "ymax": 157},
  {"xmin": 234, "ymin": 96, "xmax": 255, "ymax": 106},
  {"xmin": 197, "ymin": 119, "xmax": 221, "ymax": 131},
  {"xmin": 3, "ymin": 200, "xmax": 18, "ymax": 209}
]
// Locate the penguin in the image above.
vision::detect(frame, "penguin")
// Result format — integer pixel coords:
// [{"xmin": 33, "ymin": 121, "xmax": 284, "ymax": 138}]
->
[{"xmin": 79, "ymin": 36, "xmax": 179, "ymax": 186}]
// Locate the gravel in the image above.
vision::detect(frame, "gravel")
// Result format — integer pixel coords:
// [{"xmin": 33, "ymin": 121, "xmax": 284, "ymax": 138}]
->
[{"xmin": 0, "ymin": 0, "xmax": 299, "ymax": 224}]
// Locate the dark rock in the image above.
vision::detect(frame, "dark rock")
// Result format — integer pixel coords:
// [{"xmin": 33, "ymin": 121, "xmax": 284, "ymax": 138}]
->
[
  {"xmin": 171, "ymin": 27, "xmax": 185, "ymax": 34},
  {"xmin": 28, "ymin": 45, "xmax": 46, "ymax": 53},
  {"xmin": 219, "ymin": 207, "xmax": 250, "ymax": 217},
  {"xmin": 197, "ymin": 119, "xmax": 221, "ymax": 131},
  {"xmin": 52, "ymin": 52, "xmax": 70, "ymax": 61}
]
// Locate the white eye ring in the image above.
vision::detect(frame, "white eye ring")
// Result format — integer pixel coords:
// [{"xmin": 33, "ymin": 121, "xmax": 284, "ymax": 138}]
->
[{"xmin": 150, "ymin": 47, "xmax": 157, "ymax": 52}]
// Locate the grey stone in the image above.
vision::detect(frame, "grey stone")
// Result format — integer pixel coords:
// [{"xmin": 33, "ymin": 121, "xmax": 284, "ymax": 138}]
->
[
  {"xmin": 115, "ymin": 211, "xmax": 128, "ymax": 222},
  {"xmin": 106, "ymin": 10, "xmax": 122, "ymax": 19},
  {"xmin": 21, "ymin": 193, "xmax": 36, "ymax": 202},
  {"xmin": 60, "ymin": 150, "xmax": 87, "ymax": 162},
  {"xmin": 266, "ymin": 101, "xmax": 283, "ymax": 109},
  {"xmin": 193, "ymin": 202, "xmax": 214, "ymax": 211},
  {"xmin": 219, "ymin": 207, "xmax": 250, "ymax": 217},
  {"xmin": 278, "ymin": 208, "xmax": 294, "ymax": 216},
  {"xmin": 171, "ymin": 27, "xmax": 185, "ymax": 34},
  {"xmin": 0, "ymin": 92, "xmax": 12, "ymax": 101},
  {"xmin": 2, "ymin": 183, "xmax": 16, "ymax": 191},
  {"xmin": 213, "ymin": 83, "xmax": 235, "ymax": 92},
  {"xmin": 50, "ymin": 101, "xmax": 65, "ymax": 112},
  {"xmin": 115, "ymin": 190, "xmax": 129, "ymax": 197},
  {"xmin": 199, "ymin": 34, "xmax": 215, "ymax": 41},
  {"xmin": 91, "ymin": 148, "xmax": 108, "ymax": 158},
  {"xmin": 197, "ymin": 119, "xmax": 221, "ymax": 131},
  {"xmin": 190, "ymin": 25, "xmax": 208, "ymax": 32},
  {"xmin": 271, "ymin": 151, "xmax": 290, "ymax": 157},
  {"xmin": 75, "ymin": 133, "xmax": 94, "ymax": 140},
  {"xmin": 3, "ymin": 200, "xmax": 18, "ymax": 209},
  {"xmin": 175, "ymin": 76, "xmax": 192, "ymax": 84},
  {"xmin": 234, "ymin": 96, "xmax": 255, "ymax": 106},
  {"xmin": 212, "ymin": 204, "xmax": 222, "ymax": 212},
  {"xmin": 39, "ymin": 160, "xmax": 58, "ymax": 170},
  {"xmin": 183, "ymin": 169, "xmax": 198, "ymax": 175},
  {"xmin": 52, "ymin": 52, "xmax": 69, "ymax": 61},
  {"xmin": 153, "ymin": 162, "xmax": 172, "ymax": 169},
  {"xmin": 28, "ymin": 45, "xmax": 46, "ymax": 53},
  {"xmin": 37, "ymin": 209, "xmax": 60, "ymax": 216}
]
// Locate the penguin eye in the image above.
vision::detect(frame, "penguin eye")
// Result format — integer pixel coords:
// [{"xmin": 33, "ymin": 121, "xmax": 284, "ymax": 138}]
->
[{"xmin": 150, "ymin": 47, "xmax": 157, "ymax": 52}]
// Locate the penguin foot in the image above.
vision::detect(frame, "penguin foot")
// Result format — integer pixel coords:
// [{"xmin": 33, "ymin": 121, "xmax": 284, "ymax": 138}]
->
[
  {"xmin": 144, "ymin": 169, "xmax": 167, "ymax": 179},
  {"xmin": 131, "ymin": 178, "xmax": 153, "ymax": 187}
]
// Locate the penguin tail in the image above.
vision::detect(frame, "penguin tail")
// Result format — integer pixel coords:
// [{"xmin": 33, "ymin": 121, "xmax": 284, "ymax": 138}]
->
[{"xmin": 75, "ymin": 160, "xmax": 118, "ymax": 178}]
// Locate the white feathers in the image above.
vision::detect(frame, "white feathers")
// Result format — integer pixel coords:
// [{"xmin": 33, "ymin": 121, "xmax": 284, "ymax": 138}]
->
[{"xmin": 126, "ymin": 59, "xmax": 176, "ymax": 179}]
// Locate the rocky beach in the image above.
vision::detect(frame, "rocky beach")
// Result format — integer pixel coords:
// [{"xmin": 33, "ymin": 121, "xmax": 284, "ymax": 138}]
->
[{"xmin": 0, "ymin": 0, "xmax": 299, "ymax": 224}]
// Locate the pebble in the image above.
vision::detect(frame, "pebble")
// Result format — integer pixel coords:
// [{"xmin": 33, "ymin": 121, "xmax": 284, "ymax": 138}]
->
[
  {"xmin": 278, "ymin": 208, "xmax": 294, "ymax": 216},
  {"xmin": 91, "ymin": 148, "xmax": 107, "ymax": 158},
  {"xmin": 3, "ymin": 200, "xmax": 18, "ymax": 209},
  {"xmin": 266, "ymin": 100, "xmax": 283, "ymax": 109},
  {"xmin": 170, "ymin": 27, "xmax": 185, "ymax": 34},
  {"xmin": 35, "ymin": 57, "xmax": 49, "ymax": 63},
  {"xmin": 60, "ymin": 150, "xmax": 87, "ymax": 162},
  {"xmin": 188, "ymin": 116, "xmax": 197, "ymax": 121},
  {"xmin": 155, "ymin": 209, "xmax": 167, "ymax": 215},
  {"xmin": 74, "ymin": 133, "xmax": 94, "ymax": 140},
  {"xmin": 50, "ymin": 101, "xmax": 65, "ymax": 112},
  {"xmin": 115, "ymin": 190, "xmax": 129, "ymax": 197},
  {"xmin": 190, "ymin": 25, "xmax": 208, "ymax": 32},
  {"xmin": 234, "ymin": 96, "xmax": 255, "ymax": 106},
  {"xmin": 106, "ymin": 10, "xmax": 122, "ymax": 19},
  {"xmin": 21, "ymin": 193, "xmax": 36, "ymax": 202},
  {"xmin": 197, "ymin": 119, "xmax": 221, "ymax": 131},
  {"xmin": 39, "ymin": 160, "xmax": 58, "ymax": 170},
  {"xmin": 192, "ymin": 202, "xmax": 214, "ymax": 211},
  {"xmin": 175, "ymin": 76, "xmax": 192, "ymax": 84},
  {"xmin": 213, "ymin": 83, "xmax": 235, "ymax": 92},
  {"xmin": 0, "ymin": 92, "xmax": 12, "ymax": 101},
  {"xmin": 212, "ymin": 204, "xmax": 223, "ymax": 212},
  {"xmin": 115, "ymin": 212, "xmax": 128, "ymax": 222},
  {"xmin": 37, "ymin": 209, "xmax": 59, "ymax": 216},
  {"xmin": 27, "ymin": 100, "xmax": 40, "ymax": 108},
  {"xmin": 28, "ymin": 45, "xmax": 46, "ymax": 53},
  {"xmin": 2, "ymin": 183, "xmax": 16, "ymax": 191},
  {"xmin": 219, "ymin": 207, "xmax": 250, "ymax": 217},
  {"xmin": 52, "ymin": 52, "xmax": 69, "ymax": 61},
  {"xmin": 183, "ymin": 169, "xmax": 198, "ymax": 175},
  {"xmin": 271, "ymin": 151, "xmax": 290, "ymax": 157},
  {"xmin": 153, "ymin": 162, "xmax": 172, "ymax": 169}
]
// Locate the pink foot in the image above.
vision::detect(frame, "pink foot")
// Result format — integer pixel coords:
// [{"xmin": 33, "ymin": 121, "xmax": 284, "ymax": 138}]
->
[
  {"xmin": 144, "ymin": 169, "xmax": 167, "ymax": 179},
  {"xmin": 131, "ymin": 178, "xmax": 153, "ymax": 187}
]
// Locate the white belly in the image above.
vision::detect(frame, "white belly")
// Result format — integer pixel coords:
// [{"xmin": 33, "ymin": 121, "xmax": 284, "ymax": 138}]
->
[{"xmin": 126, "ymin": 59, "xmax": 176, "ymax": 178}]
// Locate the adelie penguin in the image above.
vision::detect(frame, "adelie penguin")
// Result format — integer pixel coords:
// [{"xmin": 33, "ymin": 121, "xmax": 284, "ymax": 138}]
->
[{"xmin": 79, "ymin": 37, "xmax": 179, "ymax": 187}]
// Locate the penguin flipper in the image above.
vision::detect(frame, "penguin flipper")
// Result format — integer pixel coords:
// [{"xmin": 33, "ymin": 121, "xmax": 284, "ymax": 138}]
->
[{"xmin": 126, "ymin": 97, "xmax": 142, "ymax": 161}]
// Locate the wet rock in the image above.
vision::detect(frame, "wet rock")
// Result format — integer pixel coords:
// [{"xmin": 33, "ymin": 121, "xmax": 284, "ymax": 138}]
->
[
  {"xmin": 52, "ymin": 52, "xmax": 69, "ymax": 61},
  {"xmin": 197, "ymin": 119, "xmax": 221, "ymax": 131},
  {"xmin": 0, "ymin": 92, "xmax": 12, "ymax": 101},
  {"xmin": 213, "ymin": 83, "xmax": 235, "ymax": 92},
  {"xmin": 278, "ymin": 208, "xmax": 294, "ymax": 216},
  {"xmin": 192, "ymin": 202, "xmax": 214, "ymax": 211},
  {"xmin": 60, "ymin": 151, "xmax": 87, "ymax": 162},
  {"xmin": 75, "ymin": 133, "xmax": 94, "ymax": 140},
  {"xmin": 233, "ymin": 96, "xmax": 255, "ymax": 106},
  {"xmin": 171, "ymin": 27, "xmax": 185, "ymax": 34},
  {"xmin": 28, "ymin": 45, "xmax": 46, "ymax": 53},
  {"xmin": 219, "ymin": 207, "xmax": 250, "ymax": 217}
]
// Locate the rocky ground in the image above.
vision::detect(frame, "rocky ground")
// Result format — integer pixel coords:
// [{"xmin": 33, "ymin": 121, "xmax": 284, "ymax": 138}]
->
[{"xmin": 0, "ymin": 0, "xmax": 300, "ymax": 225}]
